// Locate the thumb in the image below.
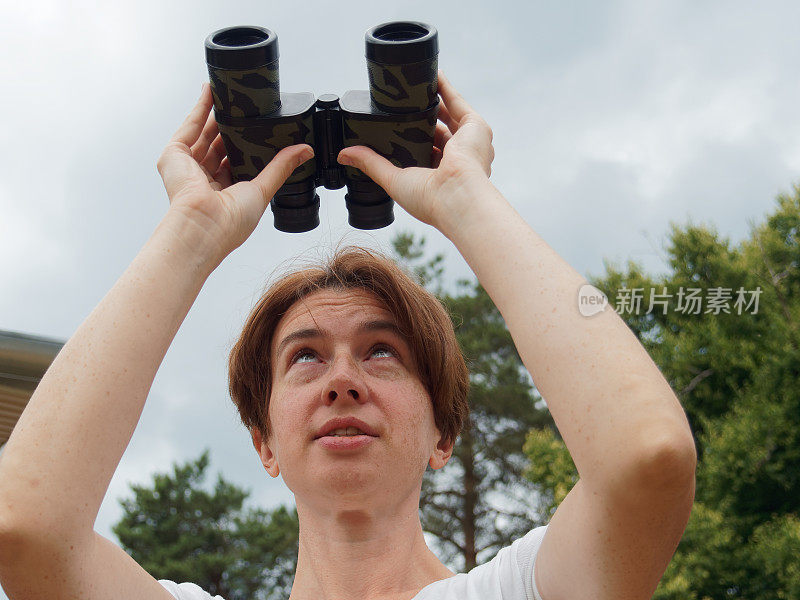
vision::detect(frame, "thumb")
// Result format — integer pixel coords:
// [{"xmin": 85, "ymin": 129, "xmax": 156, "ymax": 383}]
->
[
  {"xmin": 250, "ymin": 144, "xmax": 315, "ymax": 206},
  {"xmin": 337, "ymin": 146, "xmax": 401, "ymax": 195}
]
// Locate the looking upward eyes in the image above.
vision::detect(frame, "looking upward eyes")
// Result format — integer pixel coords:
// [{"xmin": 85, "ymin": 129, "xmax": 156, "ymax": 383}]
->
[{"xmin": 289, "ymin": 344, "xmax": 398, "ymax": 365}]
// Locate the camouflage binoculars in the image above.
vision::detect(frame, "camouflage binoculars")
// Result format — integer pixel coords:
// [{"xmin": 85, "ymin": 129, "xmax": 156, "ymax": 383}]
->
[{"xmin": 204, "ymin": 21, "xmax": 440, "ymax": 233}]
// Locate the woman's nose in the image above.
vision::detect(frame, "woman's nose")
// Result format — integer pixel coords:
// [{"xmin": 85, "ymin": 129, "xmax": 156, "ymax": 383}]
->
[{"xmin": 324, "ymin": 356, "xmax": 367, "ymax": 404}]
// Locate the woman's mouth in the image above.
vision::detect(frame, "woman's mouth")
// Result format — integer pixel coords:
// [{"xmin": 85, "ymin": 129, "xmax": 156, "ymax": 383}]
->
[{"xmin": 316, "ymin": 434, "xmax": 376, "ymax": 450}]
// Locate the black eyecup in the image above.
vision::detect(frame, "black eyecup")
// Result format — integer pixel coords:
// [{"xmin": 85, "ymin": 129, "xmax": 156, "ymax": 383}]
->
[
  {"xmin": 346, "ymin": 196, "xmax": 395, "ymax": 230},
  {"xmin": 205, "ymin": 26, "xmax": 279, "ymax": 70},
  {"xmin": 365, "ymin": 21, "xmax": 438, "ymax": 65},
  {"xmin": 345, "ymin": 179, "xmax": 395, "ymax": 230},
  {"xmin": 270, "ymin": 178, "xmax": 320, "ymax": 233},
  {"xmin": 271, "ymin": 194, "xmax": 320, "ymax": 233}
]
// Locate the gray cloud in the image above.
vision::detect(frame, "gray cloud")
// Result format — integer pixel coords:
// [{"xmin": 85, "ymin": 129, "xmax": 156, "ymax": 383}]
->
[{"xmin": 3, "ymin": 1, "xmax": 800, "ymax": 596}]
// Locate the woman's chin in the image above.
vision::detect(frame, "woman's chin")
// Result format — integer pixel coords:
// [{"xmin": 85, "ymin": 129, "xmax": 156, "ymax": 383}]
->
[{"xmin": 297, "ymin": 469, "xmax": 387, "ymax": 503}]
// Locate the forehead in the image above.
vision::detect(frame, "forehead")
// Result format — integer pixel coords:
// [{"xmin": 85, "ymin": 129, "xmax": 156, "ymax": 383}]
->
[
  {"xmin": 276, "ymin": 289, "xmax": 395, "ymax": 326},
  {"xmin": 272, "ymin": 288, "xmax": 396, "ymax": 345}
]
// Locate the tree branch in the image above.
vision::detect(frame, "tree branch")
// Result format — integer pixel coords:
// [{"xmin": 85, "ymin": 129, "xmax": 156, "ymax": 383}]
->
[
  {"xmin": 680, "ymin": 368, "xmax": 714, "ymax": 396},
  {"xmin": 424, "ymin": 527, "xmax": 465, "ymax": 555}
]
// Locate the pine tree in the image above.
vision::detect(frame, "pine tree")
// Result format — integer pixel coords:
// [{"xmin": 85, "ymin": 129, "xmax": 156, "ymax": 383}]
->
[{"xmin": 112, "ymin": 450, "xmax": 299, "ymax": 600}]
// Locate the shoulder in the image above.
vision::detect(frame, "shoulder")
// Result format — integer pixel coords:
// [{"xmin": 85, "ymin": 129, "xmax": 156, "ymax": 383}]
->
[
  {"xmin": 486, "ymin": 525, "xmax": 548, "ymax": 600},
  {"xmin": 158, "ymin": 579, "xmax": 227, "ymax": 600},
  {"xmin": 509, "ymin": 525, "xmax": 548, "ymax": 600},
  {"xmin": 419, "ymin": 525, "xmax": 548, "ymax": 600}
]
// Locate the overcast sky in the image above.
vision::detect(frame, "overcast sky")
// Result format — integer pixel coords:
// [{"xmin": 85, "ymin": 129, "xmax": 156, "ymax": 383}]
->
[{"xmin": 3, "ymin": 0, "xmax": 800, "ymax": 595}]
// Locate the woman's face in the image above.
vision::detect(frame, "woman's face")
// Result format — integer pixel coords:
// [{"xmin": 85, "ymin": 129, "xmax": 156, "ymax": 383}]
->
[{"xmin": 251, "ymin": 287, "xmax": 452, "ymax": 509}]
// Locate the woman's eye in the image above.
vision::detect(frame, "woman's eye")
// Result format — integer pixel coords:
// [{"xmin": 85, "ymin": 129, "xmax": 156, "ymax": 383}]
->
[
  {"xmin": 370, "ymin": 344, "xmax": 397, "ymax": 356},
  {"xmin": 292, "ymin": 349, "xmax": 318, "ymax": 364},
  {"xmin": 292, "ymin": 344, "xmax": 397, "ymax": 363}
]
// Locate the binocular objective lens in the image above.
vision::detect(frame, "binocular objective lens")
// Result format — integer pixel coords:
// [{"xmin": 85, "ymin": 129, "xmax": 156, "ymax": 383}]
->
[
  {"xmin": 372, "ymin": 22, "xmax": 430, "ymax": 42},
  {"xmin": 212, "ymin": 27, "xmax": 271, "ymax": 47}
]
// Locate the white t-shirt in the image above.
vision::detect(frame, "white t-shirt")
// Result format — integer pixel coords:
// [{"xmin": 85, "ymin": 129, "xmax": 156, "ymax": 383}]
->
[{"xmin": 159, "ymin": 524, "xmax": 547, "ymax": 600}]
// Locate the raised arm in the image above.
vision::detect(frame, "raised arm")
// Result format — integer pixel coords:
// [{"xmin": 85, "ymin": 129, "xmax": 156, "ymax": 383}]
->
[
  {"xmin": 337, "ymin": 70, "xmax": 697, "ymax": 600},
  {"xmin": 0, "ymin": 83, "xmax": 313, "ymax": 599},
  {"xmin": 436, "ymin": 181, "xmax": 697, "ymax": 492}
]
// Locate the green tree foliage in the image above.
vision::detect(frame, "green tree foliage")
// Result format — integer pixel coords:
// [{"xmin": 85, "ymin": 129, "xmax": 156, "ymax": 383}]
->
[
  {"xmin": 520, "ymin": 186, "xmax": 800, "ymax": 598},
  {"xmin": 112, "ymin": 450, "xmax": 298, "ymax": 600},
  {"xmin": 392, "ymin": 232, "xmax": 554, "ymax": 571},
  {"xmin": 522, "ymin": 428, "xmax": 577, "ymax": 519}
]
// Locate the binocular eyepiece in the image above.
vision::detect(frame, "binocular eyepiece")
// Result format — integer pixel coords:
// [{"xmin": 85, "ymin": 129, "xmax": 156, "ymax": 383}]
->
[{"xmin": 204, "ymin": 21, "xmax": 440, "ymax": 233}]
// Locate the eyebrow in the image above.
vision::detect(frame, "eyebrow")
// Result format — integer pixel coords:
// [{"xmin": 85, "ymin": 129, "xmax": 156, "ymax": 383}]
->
[{"xmin": 275, "ymin": 320, "xmax": 408, "ymax": 361}]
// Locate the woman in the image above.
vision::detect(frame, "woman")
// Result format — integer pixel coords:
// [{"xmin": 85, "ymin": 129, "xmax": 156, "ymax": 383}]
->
[{"xmin": 0, "ymin": 71, "xmax": 697, "ymax": 600}]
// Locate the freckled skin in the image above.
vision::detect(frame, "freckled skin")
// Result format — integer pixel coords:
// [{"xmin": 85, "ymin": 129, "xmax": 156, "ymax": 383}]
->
[{"xmin": 251, "ymin": 288, "xmax": 450, "ymax": 516}]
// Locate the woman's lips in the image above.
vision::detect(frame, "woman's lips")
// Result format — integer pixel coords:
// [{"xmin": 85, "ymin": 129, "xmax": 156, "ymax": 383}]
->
[{"xmin": 315, "ymin": 435, "xmax": 376, "ymax": 450}]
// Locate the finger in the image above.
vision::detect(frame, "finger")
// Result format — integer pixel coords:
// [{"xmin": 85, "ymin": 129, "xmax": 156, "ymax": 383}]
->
[
  {"xmin": 200, "ymin": 134, "xmax": 227, "ymax": 179},
  {"xmin": 214, "ymin": 156, "xmax": 233, "ymax": 189},
  {"xmin": 157, "ymin": 144, "xmax": 202, "ymax": 199},
  {"xmin": 169, "ymin": 83, "xmax": 214, "ymax": 147},
  {"xmin": 436, "ymin": 70, "xmax": 475, "ymax": 124},
  {"xmin": 431, "ymin": 146, "xmax": 443, "ymax": 169},
  {"xmin": 437, "ymin": 101, "xmax": 458, "ymax": 135},
  {"xmin": 458, "ymin": 113, "xmax": 495, "ymax": 160},
  {"xmin": 434, "ymin": 122, "xmax": 452, "ymax": 149},
  {"xmin": 337, "ymin": 146, "xmax": 402, "ymax": 196},
  {"xmin": 191, "ymin": 111, "xmax": 219, "ymax": 162},
  {"xmin": 250, "ymin": 144, "xmax": 314, "ymax": 207}
]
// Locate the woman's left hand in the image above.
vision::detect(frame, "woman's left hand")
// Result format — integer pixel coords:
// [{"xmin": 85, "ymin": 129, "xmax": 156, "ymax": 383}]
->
[{"xmin": 336, "ymin": 70, "xmax": 495, "ymax": 233}]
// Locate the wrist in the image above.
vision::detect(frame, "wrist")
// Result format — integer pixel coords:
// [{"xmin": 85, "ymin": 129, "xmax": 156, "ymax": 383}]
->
[
  {"xmin": 433, "ymin": 175, "xmax": 506, "ymax": 241},
  {"xmin": 150, "ymin": 210, "xmax": 226, "ymax": 278}
]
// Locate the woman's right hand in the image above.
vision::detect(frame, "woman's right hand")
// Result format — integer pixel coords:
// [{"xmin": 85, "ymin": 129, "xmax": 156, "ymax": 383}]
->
[{"xmin": 157, "ymin": 83, "xmax": 314, "ymax": 264}]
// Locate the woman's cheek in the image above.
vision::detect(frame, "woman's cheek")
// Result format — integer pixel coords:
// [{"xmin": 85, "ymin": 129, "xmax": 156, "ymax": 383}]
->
[{"xmin": 284, "ymin": 364, "xmax": 324, "ymax": 386}]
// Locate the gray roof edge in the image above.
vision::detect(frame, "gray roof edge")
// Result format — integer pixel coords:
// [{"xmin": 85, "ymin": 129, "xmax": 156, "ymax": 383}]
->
[{"xmin": 0, "ymin": 329, "xmax": 66, "ymax": 348}]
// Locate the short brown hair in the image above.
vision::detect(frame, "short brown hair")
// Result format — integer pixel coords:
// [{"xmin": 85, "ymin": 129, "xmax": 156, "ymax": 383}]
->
[{"xmin": 227, "ymin": 246, "xmax": 470, "ymax": 448}]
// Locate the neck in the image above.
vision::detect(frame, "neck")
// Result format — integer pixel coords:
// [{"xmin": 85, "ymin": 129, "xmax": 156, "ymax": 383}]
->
[{"xmin": 288, "ymin": 492, "xmax": 455, "ymax": 600}]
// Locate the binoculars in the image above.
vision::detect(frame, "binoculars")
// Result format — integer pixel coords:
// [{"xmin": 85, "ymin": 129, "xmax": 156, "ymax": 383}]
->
[{"xmin": 204, "ymin": 21, "xmax": 440, "ymax": 233}]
